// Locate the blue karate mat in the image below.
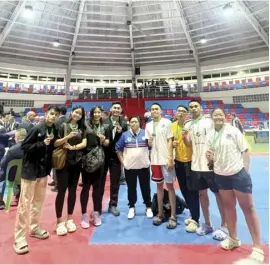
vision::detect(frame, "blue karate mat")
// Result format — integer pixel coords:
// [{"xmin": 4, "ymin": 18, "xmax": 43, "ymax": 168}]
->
[{"xmin": 89, "ymin": 156, "xmax": 269, "ymax": 245}]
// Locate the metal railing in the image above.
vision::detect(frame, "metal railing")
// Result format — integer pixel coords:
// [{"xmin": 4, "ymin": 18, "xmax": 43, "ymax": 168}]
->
[{"xmin": 78, "ymin": 87, "xmax": 199, "ymax": 100}]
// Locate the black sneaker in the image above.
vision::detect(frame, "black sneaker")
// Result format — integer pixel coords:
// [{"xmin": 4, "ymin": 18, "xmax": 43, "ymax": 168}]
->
[
  {"xmin": 108, "ymin": 206, "xmax": 120, "ymax": 216},
  {"xmin": 0, "ymin": 200, "xmax": 5, "ymax": 210}
]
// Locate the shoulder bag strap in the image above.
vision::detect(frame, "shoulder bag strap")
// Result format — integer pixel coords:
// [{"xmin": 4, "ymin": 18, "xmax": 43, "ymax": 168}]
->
[{"xmin": 63, "ymin": 123, "xmax": 67, "ymax": 137}]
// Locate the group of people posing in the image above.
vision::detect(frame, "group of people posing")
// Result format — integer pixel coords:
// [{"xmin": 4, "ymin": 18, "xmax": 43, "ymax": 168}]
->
[{"xmin": 6, "ymin": 100, "xmax": 264, "ymax": 264}]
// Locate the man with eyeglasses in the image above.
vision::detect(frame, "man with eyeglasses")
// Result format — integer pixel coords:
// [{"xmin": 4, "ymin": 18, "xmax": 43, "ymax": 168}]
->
[{"xmin": 172, "ymin": 105, "xmax": 200, "ymax": 233}]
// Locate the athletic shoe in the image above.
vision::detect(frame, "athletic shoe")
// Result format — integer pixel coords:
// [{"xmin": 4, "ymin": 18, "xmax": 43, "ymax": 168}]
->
[
  {"xmin": 128, "ymin": 207, "xmax": 136, "ymax": 219},
  {"xmin": 81, "ymin": 214, "xmax": 90, "ymax": 229},
  {"xmin": 91, "ymin": 211, "xmax": 102, "ymax": 226},
  {"xmin": 145, "ymin": 208, "xmax": 153, "ymax": 218}
]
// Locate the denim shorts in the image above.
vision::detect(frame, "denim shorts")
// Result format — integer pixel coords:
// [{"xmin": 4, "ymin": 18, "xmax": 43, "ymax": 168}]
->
[{"xmin": 214, "ymin": 168, "xmax": 252, "ymax": 194}]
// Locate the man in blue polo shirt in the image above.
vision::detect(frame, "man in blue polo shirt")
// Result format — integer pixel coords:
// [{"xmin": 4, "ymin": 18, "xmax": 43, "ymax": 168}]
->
[{"xmin": 116, "ymin": 115, "xmax": 153, "ymax": 220}]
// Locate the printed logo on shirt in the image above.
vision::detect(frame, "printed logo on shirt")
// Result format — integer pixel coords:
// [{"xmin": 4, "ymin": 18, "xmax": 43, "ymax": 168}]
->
[
  {"xmin": 226, "ymin": 134, "xmax": 233, "ymax": 140},
  {"xmin": 127, "ymin": 137, "xmax": 132, "ymax": 142},
  {"xmin": 196, "ymin": 132, "xmax": 201, "ymax": 137}
]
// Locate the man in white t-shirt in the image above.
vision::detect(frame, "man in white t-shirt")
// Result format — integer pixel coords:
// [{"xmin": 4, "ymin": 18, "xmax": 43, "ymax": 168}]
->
[
  {"xmin": 145, "ymin": 103, "xmax": 177, "ymax": 229},
  {"xmin": 183, "ymin": 99, "xmax": 227, "ymax": 240}
]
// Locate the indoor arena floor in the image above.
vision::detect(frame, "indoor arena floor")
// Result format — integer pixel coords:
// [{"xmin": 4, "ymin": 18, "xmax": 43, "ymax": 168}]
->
[{"xmin": 0, "ymin": 153, "xmax": 268, "ymax": 264}]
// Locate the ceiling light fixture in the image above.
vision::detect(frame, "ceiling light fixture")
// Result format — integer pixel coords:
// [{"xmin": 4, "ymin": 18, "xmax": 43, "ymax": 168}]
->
[
  {"xmin": 223, "ymin": 3, "xmax": 233, "ymax": 15},
  {"xmin": 200, "ymin": 37, "xmax": 207, "ymax": 44},
  {"xmin": 23, "ymin": 5, "xmax": 33, "ymax": 18},
  {"xmin": 53, "ymin": 40, "xmax": 60, "ymax": 47}
]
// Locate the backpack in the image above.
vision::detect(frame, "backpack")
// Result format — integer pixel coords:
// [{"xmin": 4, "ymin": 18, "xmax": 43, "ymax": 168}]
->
[{"xmin": 151, "ymin": 189, "xmax": 188, "ymax": 220}]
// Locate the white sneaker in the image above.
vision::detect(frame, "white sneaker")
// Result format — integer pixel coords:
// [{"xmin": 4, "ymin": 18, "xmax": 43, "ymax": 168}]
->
[
  {"xmin": 81, "ymin": 214, "xmax": 90, "ymax": 229},
  {"xmin": 128, "ymin": 207, "xmax": 136, "ymax": 219},
  {"xmin": 146, "ymin": 208, "xmax": 153, "ymax": 219},
  {"xmin": 91, "ymin": 211, "xmax": 102, "ymax": 226}
]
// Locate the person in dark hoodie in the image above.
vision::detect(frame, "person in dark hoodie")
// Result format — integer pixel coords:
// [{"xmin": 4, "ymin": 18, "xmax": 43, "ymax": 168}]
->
[
  {"xmin": 13, "ymin": 106, "xmax": 57, "ymax": 255},
  {"xmin": 101, "ymin": 102, "xmax": 128, "ymax": 216}
]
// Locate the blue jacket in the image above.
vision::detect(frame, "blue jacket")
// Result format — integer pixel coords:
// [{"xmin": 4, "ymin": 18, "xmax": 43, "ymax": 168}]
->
[{"xmin": 115, "ymin": 129, "xmax": 150, "ymax": 170}]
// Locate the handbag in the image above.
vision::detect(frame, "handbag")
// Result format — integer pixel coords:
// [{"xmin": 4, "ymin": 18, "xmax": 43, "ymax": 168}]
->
[
  {"xmin": 82, "ymin": 145, "xmax": 104, "ymax": 173},
  {"xmin": 52, "ymin": 124, "xmax": 67, "ymax": 170}
]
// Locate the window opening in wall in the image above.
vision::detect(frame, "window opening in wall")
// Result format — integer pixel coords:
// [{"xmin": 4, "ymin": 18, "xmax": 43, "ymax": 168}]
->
[
  {"xmin": 103, "ymin": 80, "xmax": 109, "ymax": 83},
  {"xmin": 137, "ymin": 79, "xmax": 143, "ymax": 83},
  {"xmin": 221, "ymin": 72, "xmax": 229, "ymax": 77},
  {"xmin": 0, "ymin": 73, "xmax": 8, "ymax": 78},
  {"xmin": 243, "ymin": 70, "xmax": 249, "ymax": 74},
  {"xmin": 71, "ymin": 78, "xmax": 76, "ymax": 83},
  {"xmin": 184, "ymin": 76, "xmax": 191, "ymax": 80},
  {"xmin": 9, "ymin": 74, "xmax": 18, "ymax": 79},
  {"xmin": 203, "ymin": 74, "xmax": 211, "ymax": 79},
  {"xmin": 39, "ymin": 76, "xmax": 47, "ymax": 81},
  {"xmin": 30, "ymin": 75, "xmax": 38, "ymax": 81},
  {"xmin": 85, "ymin": 79, "xmax": 93, "ymax": 83},
  {"xmin": 230, "ymin": 71, "xmax": 238, "ymax": 75},
  {"xmin": 261, "ymin": 66, "xmax": 269, "ymax": 72},
  {"xmin": 57, "ymin": 77, "xmax": 64, "ymax": 82},
  {"xmin": 77, "ymin": 79, "xmax": 85, "ymax": 83},
  {"xmin": 212, "ymin": 73, "xmax": 220, "ymax": 78},
  {"xmin": 192, "ymin": 76, "xmax": 197, "ymax": 80},
  {"xmin": 110, "ymin": 80, "xmax": 118, "ymax": 83},
  {"xmin": 19, "ymin": 75, "xmax": 28, "ymax": 80},
  {"xmin": 118, "ymin": 80, "xmax": 125, "ymax": 83},
  {"xmin": 250, "ymin": 68, "xmax": 259, "ymax": 73},
  {"xmin": 94, "ymin": 79, "xmax": 101, "ymax": 83},
  {"xmin": 48, "ymin": 77, "xmax": 56, "ymax": 82},
  {"xmin": 126, "ymin": 80, "xmax": 132, "ymax": 83}
]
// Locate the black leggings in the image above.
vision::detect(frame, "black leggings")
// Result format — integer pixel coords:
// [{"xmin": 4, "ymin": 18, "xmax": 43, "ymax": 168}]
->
[
  {"xmin": 80, "ymin": 166, "xmax": 103, "ymax": 214},
  {"xmin": 55, "ymin": 163, "xmax": 81, "ymax": 219}
]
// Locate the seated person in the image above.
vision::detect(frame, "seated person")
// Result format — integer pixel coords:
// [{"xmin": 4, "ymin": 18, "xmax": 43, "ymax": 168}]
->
[
  {"xmin": 0, "ymin": 126, "xmax": 8, "ymax": 160},
  {"xmin": 0, "ymin": 128, "xmax": 27, "ymax": 210}
]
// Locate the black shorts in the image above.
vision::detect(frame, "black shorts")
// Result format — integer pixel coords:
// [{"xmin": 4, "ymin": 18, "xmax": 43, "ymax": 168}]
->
[
  {"xmin": 191, "ymin": 170, "xmax": 219, "ymax": 193},
  {"xmin": 214, "ymin": 168, "xmax": 252, "ymax": 194}
]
